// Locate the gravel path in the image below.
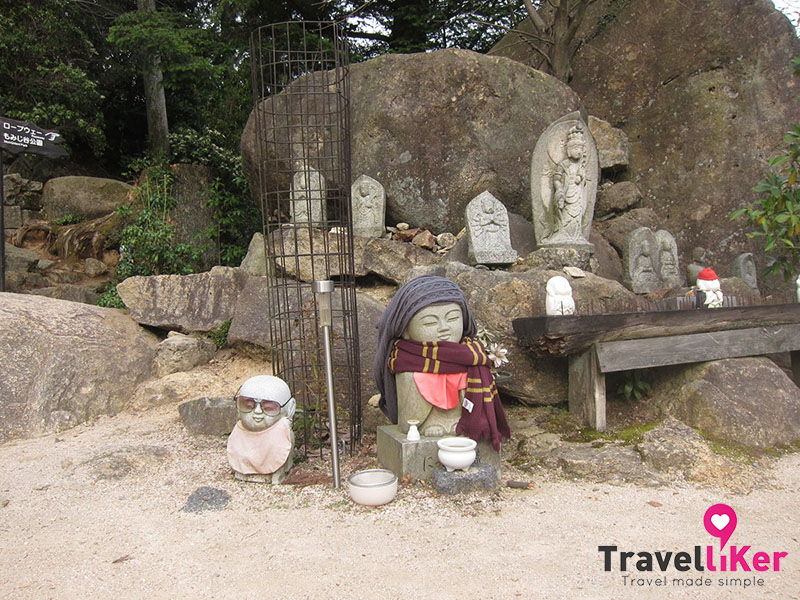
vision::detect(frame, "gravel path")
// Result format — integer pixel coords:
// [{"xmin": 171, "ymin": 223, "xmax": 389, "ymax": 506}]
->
[{"xmin": 1, "ymin": 403, "xmax": 798, "ymax": 600}]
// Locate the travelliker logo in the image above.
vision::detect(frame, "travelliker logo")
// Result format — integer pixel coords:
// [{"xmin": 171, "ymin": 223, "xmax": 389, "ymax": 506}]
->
[{"xmin": 598, "ymin": 503, "xmax": 788, "ymax": 588}]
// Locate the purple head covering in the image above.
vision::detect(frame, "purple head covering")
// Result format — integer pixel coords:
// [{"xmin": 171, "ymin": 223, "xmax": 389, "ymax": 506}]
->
[{"xmin": 374, "ymin": 275, "xmax": 477, "ymax": 422}]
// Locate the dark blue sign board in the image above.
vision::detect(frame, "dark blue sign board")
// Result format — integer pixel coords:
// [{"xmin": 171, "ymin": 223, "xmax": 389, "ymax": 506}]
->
[{"xmin": 1, "ymin": 116, "xmax": 68, "ymax": 291}]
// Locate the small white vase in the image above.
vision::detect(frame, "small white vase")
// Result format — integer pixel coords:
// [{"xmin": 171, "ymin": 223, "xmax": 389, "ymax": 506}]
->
[{"xmin": 406, "ymin": 420, "xmax": 420, "ymax": 442}]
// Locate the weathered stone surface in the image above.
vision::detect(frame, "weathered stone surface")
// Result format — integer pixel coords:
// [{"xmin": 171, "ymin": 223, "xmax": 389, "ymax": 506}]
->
[
  {"xmin": 411, "ymin": 229, "xmax": 436, "ymax": 250},
  {"xmin": 596, "ymin": 181, "xmax": 642, "ymax": 216},
  {"xmin": 405, "ymin": 261, "xmax": 636, "ymax": 405},
  {"xmin": 3, "ymin": 173, "xmax": 43, "ymax": 209},
  {"xmin": 171, "ymin": 164, "xmax": 216, "ymax": 271},
  {"xmin": 154, "ymin": 331, "xmax": 217, "ymax": 378},
  {"xmin": 117, "ymin": 266, "xmax": 248, "ymax": 332},
  {"xmin": 588, "ymin": 115, "xmax": 629, "ymax": 171},
  {"xmin": 730, "ymin": 252, "xmax": 758, "ymax": 291},
  {"xmin": 242, "ymin": 48, "xmax": 581, "ymax": 233},
  {"xmin": 3, "ymin": 205, "xmax": 23, "ymax": 230},
  {"xmin": 178, "ymin": 397, "xmax": 236, "ymax": 436},
  {"xmin": 0, "ymin": 293, "xmax": 158, "ymax": 442},
  {"xmin": 650, "ymin": 357, "xmax": 800, "ymax": 448},
  {"xmin": 5, "ymin": 244, "xmax": 38, "ymax": 273},
  {"xmin": 594, "ymin": 207, "xmax": 659, "ymax": 253},
  {"xmin": 29, "ymin": 284, "xmax": 100, "ymax": 305},
  {"xmin": 239, "ymin": 232, "xmax": 267, "ymax": 276},
  {"xmin": 41, "ymin": 176, "xmax": 132, "ymax": 220},
  {"xmin": 466, "ymin": 191, "xmax": 517, "ymax": 265},
  {"xmin": 538, "ymin": 442, "xmax": 667, "ymax": 486},
  {"xmin": 623, "ymin": 227, "xmax": 668, "ymax": 293},
  {"xmin": 352, "ymin": 174, "xmax": 386, "ymax": 238},
  {"xmin": 520, "ymin": 247, "xmax": 596, "ymax": 273},
  {"xmin": 589, "ymin": 230, "xmax": 624, "ymax": 283},
  {"xmin": 84, "ymin": 257, "xmax": 108, "ymax": 277},
  {"xmin": 432, "ymin": 462, "xmax": 499, "ymax": 495}
]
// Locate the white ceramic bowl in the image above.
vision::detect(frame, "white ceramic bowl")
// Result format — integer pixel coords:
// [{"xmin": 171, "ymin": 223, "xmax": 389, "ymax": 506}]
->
[
  {"xmin": 347, "ymin": 469, "xmax": 398, "ymax": 506},
  {"xmin": 437, "ymin": 437, "xmax": 478, "ymax": 472}
]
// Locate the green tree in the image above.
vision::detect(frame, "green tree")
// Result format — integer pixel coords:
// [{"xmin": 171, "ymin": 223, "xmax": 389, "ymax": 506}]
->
[{"xmin": 731, "ymin": 58, "xmax": 800, "ymax": 281}]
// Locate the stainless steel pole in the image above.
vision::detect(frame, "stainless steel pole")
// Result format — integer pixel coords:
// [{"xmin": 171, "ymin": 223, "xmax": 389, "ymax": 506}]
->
[{"xmin": 313, "ymin": 279, "xmax": 340, "ymax": 488}]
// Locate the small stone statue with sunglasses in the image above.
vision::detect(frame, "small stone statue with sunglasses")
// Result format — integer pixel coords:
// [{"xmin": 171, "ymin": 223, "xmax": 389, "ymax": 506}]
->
[{"xmin": 227, "ymin": 375, "xmax": 296, "ymax": 483}]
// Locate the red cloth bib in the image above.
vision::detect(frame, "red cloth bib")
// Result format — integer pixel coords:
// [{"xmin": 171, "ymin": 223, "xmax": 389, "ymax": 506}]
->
[{"xmin": 413, "ymin": 372, "xmax": 467, "ymax": 410}]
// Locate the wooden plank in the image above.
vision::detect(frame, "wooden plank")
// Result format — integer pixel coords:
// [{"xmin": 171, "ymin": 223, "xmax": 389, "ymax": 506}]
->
[
  {"xmin": 594, "ymin": 324, "xmax": 800, "ymax": 373},
  {"xmin": 568, "ymin": 347, "xmax": 606, "ymax": 431},
  {"xmin": 512, "ymin": 304, "xmax": 800, "ymax": 356}
]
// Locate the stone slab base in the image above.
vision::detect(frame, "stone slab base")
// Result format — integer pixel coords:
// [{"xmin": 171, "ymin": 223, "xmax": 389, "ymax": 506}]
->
[
  {"xmin": 432, "ymin": 462, "xmax": 499, "ymax": 495},
  {"xmin": 377, "ymin": 424, "xmax": 501, "ymax": 480},
  {"xmin": 523, "ymin": 246, "xmax": 596, "ymax": 271}
]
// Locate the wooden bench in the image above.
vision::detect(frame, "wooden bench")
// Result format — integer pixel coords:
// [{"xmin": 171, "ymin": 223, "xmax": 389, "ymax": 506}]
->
[{"xmin": 512, "ymin": 305, "xmax": 800, "ymax": 431}]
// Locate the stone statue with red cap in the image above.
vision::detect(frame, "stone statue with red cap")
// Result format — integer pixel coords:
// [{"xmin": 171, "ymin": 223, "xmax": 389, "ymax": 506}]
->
[{"xmin": 696, "ymin": 267, "xmax": 724, "ymax": 309}]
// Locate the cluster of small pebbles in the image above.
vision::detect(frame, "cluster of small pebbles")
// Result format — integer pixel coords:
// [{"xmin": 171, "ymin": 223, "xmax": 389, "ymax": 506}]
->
[{"xmin": 385, "ymin": 222, "xmax": 465, "ymax": 255}]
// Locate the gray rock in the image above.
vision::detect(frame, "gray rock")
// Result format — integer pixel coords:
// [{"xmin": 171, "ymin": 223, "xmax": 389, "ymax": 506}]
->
[
  {"xmin": 242, "ymin": 48, "xmax": 581, "ymax": 233},
  {"xmin": 4, "ymin": 206, "xmax": 23, "ymax": 230},
  {"xmin": 41, "ymin": 176, "xmax": 132, "ymax": 220},
  {"xmin": 594, "ymin": 207, "xmax": 660, "ymax": 253},
  {"xmin": 117, "ymin": 266, "xmax": 248, "ymax": 332},
  {"xmin": 36, "ymin": 259, "xmax": 55, "ymax": 271},
  {"xmin": 29, "ymin": 284, "xmax": 100, "ymax": 305},
  {"xmin": 5, "ymin": 244, "xmax": 38, "ymax": 273},
  {"xmin": 154, "ymin": 331, "xmax": 217, "ymax": 378},
  {"xmin": 178, "ymin": 397, "xmax": 237, "ymax": 436},
  {"xmin": 588, "ymin": 115, "xmax": 629, "ymax": 171},
  {"xmin": 0, "ymin": 293, "xmax": 158, "ymax": 442},
  {"xmin": 589, "ymin": 230, "xmax": 624, "ymax": 283},
  {"xmin": 432, "ymin": 462, "xmax": 498, "ymax": 495},
  {"xmin": 3, "ymin": 173, "xmax": 43, "ymax": 209},
  {"xmin": 540, "ymin": 442, "xmax": 667, "ymax": 486},
  {"xmin": 436, "ymin": 232, "xmax": 457, "ymax": 250},
  {"xmin": 650, "ymin": 357, "xmax": 800, "ymax": 448},
  {"xmin": 596, "ymin": 181, "xmax": 643, "ymax": 216},
  {"xmin": 181, "ymin": 486, "xmax": 230, "ymax": 513},
  {"xmin": 84, "ymin": 257, "xmax": 108, "ymax": 277},
  {"xmin": 239, "ymin": 232, "xmax": 268, "ymax": 276},
  {"xmin": 521, "ymin": 247, "xmax": 597, "ymax": 272}
]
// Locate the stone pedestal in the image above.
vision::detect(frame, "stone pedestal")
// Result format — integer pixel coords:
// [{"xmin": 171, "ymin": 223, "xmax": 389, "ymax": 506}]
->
[
  {"xmin": 377, "ymin": 424, "xmax": 501, "ymax": 480},
  {"xmin": 523, "ymin": 246, "xmax": 596, "ymax": 271},
  {"xmin": 432, "ymin": 462, "xmax": 498, "ymax": 495}
]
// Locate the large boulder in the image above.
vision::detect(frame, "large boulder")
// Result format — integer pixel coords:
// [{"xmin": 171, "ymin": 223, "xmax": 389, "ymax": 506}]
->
[
  {"xmin": 41, "ymin": 176, "xmax": 133, "ymax": 221},
  {"xmin": 170, "ymin": 164, "xmax": 216, "ymax": 271},
  {"xmin": 650, "ymin": 357, "xmax": 800, "ymax": 448},
  {"xmin": 242, "ymin": 48, "xmax": 582, "ymax": 233},
  {"xmin": 117, "ymin": 266, "xmax": 248, "ymax": 332},
  {"xmin": 494, "ymin": 0, "xmax": 800, "ymax": 295},
  {"xmin": 0, "ymin": 293, "xmax": 159, "ymax": 442}
]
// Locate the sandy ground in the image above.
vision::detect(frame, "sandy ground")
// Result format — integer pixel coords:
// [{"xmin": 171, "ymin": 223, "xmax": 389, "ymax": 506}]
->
[{"xmin": 1, "ymin": 377, "xmax": 799, "ymax": 599}]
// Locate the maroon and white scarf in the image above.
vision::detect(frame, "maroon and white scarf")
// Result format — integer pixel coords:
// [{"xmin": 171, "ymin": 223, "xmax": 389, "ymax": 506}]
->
[{"xmin": 389, "ymin": 338, "xmax": 510, "ymax": 451}]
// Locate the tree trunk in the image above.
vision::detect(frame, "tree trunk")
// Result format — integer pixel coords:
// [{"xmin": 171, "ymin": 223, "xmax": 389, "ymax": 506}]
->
[{"xmin": 137, "ymin": 0, "xmax": 170, "ymax": 156}]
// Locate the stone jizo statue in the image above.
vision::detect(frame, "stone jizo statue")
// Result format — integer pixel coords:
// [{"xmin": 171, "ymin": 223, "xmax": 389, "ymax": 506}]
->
[
  {"xmin": 374, "ymin": 276, "xmax": 510, "ymax": 451},
  {"xmin": 227, "ymin": 375, "xmax": 296, "ymax": 484},
  {"xmin": 351, "ymin": 174, "xmax": 386, "ymax": 238},
  {"xmin": 655, "ymin": 229, "xmax": 681, "ymax": 288},
  {"xmin": 531, "ymin": 112, "xmax": 598, "ymax": 250},
  {"xmin": 465, "ymin": 191, "xmax": 517, "ymax": 265},
  {"xmin": 545, "ymin": 275, "xmax": 576, "ymax": 316},
  {"xmin": 730, "ymin": 252, "xmax": 758, "ymax": 291},
  {"xmin": 291, "ymin": 165, "xmax": 326, "ymax": 224}
]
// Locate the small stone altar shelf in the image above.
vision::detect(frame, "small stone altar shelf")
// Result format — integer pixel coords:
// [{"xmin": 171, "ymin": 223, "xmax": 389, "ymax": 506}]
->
[{"xmin": 512, "ymin": 304, "xmax": 800, "ymax": 431}]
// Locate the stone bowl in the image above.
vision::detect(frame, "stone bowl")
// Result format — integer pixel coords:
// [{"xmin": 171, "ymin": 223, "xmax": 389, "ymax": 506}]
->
[
  {"xmin": 437, "ymin": 437, "xmax": 477, "ymax": 472},
  {"xmin": 347, "ymin": 469, "xmax": 398, "ymax": 506}
]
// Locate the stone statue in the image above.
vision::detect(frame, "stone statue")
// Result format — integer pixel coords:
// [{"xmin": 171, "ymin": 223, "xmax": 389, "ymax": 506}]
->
[
  {"xmin": 730, "ymin": 252, "xmax": 758, "ymax": 291},
  {"xmin": 655, "ymin": 229, "xmax": 682, "ymax": 288},
  {"xmin": 465, "ymin": 191, "xmax": 517, "ymax": 265},
  {"xmin": 623, "ymin": 227, "xmax": 663, "ymax": 294},
  {"xmin": 696, "ymin": 267, "xmax": 724, "ymax": 309},
  {"xmin": 545, "ymin": 276, "xmax": 576, "ymax": 315},
  {"xmin": 227, "ymin": 375, "xmax": 296, "ymax": 484},
  {"xmin": 374, "ymin": 276, "xmax": 510, "ymax": 451},
  {"xmin": 291, "ymin": 165, "xmax": 326, "ymax": 224},
  {"xmin": 351, "ymin": 174, "xmax": 385, "ymax": 238},
  {"xmin": 531, "ymin": 112, "xmax": 598, "ymax": 250}
]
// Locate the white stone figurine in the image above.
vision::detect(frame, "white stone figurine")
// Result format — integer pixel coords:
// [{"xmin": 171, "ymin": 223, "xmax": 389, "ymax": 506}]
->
[
  {"xmin": 696, "ymin": 268, "xmax": 724, "ymax": 309},
  {"xmin": 545, "ymin": 275, "xmax": 576, "ymax": 316},
  {"xmin": 227, "ymin": 375, "xmax": 296, "ymax": 484}
]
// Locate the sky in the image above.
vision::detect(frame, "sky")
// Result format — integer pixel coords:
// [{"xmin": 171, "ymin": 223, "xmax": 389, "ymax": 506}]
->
[{"xmin": 774, "ymin": 0, "xmax": 800, "ymax": 27}]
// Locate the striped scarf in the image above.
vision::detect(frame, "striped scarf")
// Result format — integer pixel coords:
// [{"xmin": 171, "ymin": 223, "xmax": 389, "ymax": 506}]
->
[{"xmin": 390, "ymin": 338, "xmax": 510, "ymax": 452}]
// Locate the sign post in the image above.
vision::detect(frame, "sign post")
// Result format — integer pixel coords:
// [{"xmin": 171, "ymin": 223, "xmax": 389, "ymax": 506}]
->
[{"xmin": 0, "ymin": 116, "xmax": 68, "ymax": 292}]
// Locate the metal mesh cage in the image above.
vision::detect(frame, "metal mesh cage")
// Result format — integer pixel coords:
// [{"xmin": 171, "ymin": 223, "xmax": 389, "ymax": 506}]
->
[{"xmin": 250, "ymin": 21, "xmax": 361, "ymax": 456}]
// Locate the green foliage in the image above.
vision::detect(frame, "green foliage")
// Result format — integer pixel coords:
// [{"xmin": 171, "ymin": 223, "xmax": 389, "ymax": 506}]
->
[
  {"xmin": 732, "ymin": 57, "xmax": 800, "ymax": 281},
  {"xmin": 615, "ymin": 370, "xmax": 652, "ymax": 402},
  {"xmin": 114, "ymin": 170, "xmax": 205, "ymax": 280},
  {"xmin": 51, "ymin": 214, "xmax": 87, "ymax": 226},
  {"xmin": 98, "ymin": 282, "xmax": 126, "ymax": 309},
  {"xmin": 208, "ymin": 319, "xmax": 232, "ymax": 349}
]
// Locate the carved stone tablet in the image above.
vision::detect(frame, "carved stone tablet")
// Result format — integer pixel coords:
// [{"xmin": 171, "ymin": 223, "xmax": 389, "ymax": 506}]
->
[
  {"xmin": 531, "ymin": 112, "xmax": 598, "ymax": 250},
  {"xmin": 730, "ymin": 252, "xmax": 758, "ymax": 291},
  {"xmin": 654, "ymin": 229, "xmax": 682, "ymax": 288},
  {"xmin": 351, "ymin": 174, "xmax": 386, "ymax": 238},
  {"xmin": 623, "ymin": 227, "xmax": 663, "ymax": 294},
  {"xmin": 465, "ymin": 191, "xmax": 517, "ymax": 265},
  {"xmin": 291, "ymin": 166, "xmax": 326, "ymax": 224}
]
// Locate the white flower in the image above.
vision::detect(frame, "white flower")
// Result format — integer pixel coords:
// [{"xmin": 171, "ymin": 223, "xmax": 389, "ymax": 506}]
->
[{"xmin": 487, "ymin": 342, "xmax": 509, "ymax": 369}]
